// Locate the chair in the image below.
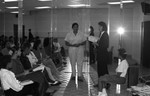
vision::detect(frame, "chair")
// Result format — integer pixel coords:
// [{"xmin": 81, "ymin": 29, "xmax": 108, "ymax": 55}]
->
[
  {"xmin": 115, "ymin": 69, "xmax": 128, "ymax": 94},
  {"xmin": 127, "ymin": 65, "xmax": 139, "ymax": 88}
]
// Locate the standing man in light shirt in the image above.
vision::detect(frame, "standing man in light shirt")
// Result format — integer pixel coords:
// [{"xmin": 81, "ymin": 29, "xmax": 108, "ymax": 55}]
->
[{"xmin": 65, "ymin": 23, "xmax": 86, "ymax": 82}]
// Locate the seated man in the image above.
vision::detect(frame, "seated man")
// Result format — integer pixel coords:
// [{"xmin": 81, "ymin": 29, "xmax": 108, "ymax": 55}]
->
[
  {"xmin": 97, "ymin": 48, "xmax": 129, "ymax": 96},
  {"xmin": 0, "ymin": 55, "xmax": 39, "ymax": 96}
]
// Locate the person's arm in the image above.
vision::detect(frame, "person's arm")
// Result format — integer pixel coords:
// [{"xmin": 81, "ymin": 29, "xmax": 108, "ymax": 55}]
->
[
  {"xmin": 65, "ymin": 41, "xmax": 78, "ymax": 47},
  {"xmin": 78, "ymin": 41, "xmax": 86, "ymax": 46},
  {"xmin": 4, "ymin": 72, "xmax": 23, "ymax": 92},
  {"xmin": 16, "ymin": 70, "xmax": 30, "ymax": 78}
]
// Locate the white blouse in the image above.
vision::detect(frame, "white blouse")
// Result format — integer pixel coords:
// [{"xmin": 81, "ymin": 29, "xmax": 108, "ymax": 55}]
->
[
  {"xmin": 0, "ymin": 69, "xmax": 23, "ymax": 91},
  {"xmin": 26, "ymin": 51, "xmax": 38, "ymax": 67},
  {"xmin": 116, "ymin": 59, "xmax": 129, "ymax": 77}
]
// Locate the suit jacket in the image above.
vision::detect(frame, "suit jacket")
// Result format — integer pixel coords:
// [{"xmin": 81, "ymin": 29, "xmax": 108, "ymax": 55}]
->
[{"xmin": 97, "ymin": 32, "xmax": 109, "ymax": 55}]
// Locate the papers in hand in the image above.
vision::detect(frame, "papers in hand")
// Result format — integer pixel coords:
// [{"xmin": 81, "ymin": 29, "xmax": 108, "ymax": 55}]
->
[
  {"xmin": 21, "ymin": 80, "xmax": 33, "ymax": 86},
  {"xmin": 88, "ymin": 36, "xmax": 99, "ymax": 43},
  {"xmin": 33, "ymin": 65, "xmax": 45, "ymax": 72}
]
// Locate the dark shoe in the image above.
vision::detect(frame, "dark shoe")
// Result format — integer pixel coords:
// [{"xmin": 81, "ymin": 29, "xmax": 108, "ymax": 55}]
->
[
  {"xmin": 78, "ymin": 77, "xmax": 83, "ymax": 82},
  {"xmin": 105, "ymin": 83, "xmax": 111, "ymax": 89},
  {"xmin": 51, "ymin": 81, "xmax": 61, "ymax": 86},
  {"xmin": 93, "ymin": 84, "xmax": 98, "ymax": 88},
  {"xmin": 71, "ymin": 77, "xmax": 75, "ymax": 80}
]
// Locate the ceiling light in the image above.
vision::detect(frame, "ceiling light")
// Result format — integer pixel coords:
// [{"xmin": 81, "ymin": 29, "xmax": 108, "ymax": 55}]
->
[
  {"xmin": 35, "ymin": 6, "xmax": 51, "ymax": 9},
  {"xmin": 11, "ymin": 11, "xmax": 18, "ymax": 13},
  {"xmin": 10, "ymin": 11, "xmax": 25, "ymax": 14},
  {"xmin": 38, "ymin": 0, "xmax": 52, "ymax": 1},
  {"xmin": 6, "ymin": 7, "xmax": 18, "ymax": 9},
  {"xmin": 68, "ymin": 4, "xmax": 90, "ymax": 8},
  {"xmin": 108, "ymin": 0, "xmax": 134, "ymax": 5},
  {"xmin": 4, "ymin": 0, "xmax": 18, "ymax": 2}
]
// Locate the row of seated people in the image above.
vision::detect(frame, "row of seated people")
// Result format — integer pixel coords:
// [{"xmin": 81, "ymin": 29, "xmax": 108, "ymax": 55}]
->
[
  {"xmin": 43, "ymin": 37, "xmax": 66, "ymax": 68},
  {"xmin": 0, "ymin": 39, "xmax": 62, "ymax": 96}
]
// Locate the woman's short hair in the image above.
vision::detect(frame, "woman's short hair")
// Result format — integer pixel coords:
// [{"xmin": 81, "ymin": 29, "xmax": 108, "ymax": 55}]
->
[
  {"xmin": 33, "ymin": 39, "xmax": 41, "ymax": 50},
  {"xmin": 0, "ymin": 55, "xmax": 12, "ymax": 69},
  {"xmin": 118, "ymin": 48, "xmax": 127, "ymax": 59},
  {"xmin": 98, "ymin": 21, "xmax": 107, "ymax": 32},
  {"xmin": 72, "ymin": 23, "xmax": 79, "ymax": 28},
  {"xmin": 21, "ymin": 42, "xmax": 31, "ymax": 52},
  {"xmin": 43, "ymin": 37, "xmax": 49, "ymax": 48}
]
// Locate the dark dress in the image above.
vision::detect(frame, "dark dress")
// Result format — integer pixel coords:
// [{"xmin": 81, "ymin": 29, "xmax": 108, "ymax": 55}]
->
[
  {"xmin": 4, "ymin": 82, "xmax": 39, "ymax": 96},
  {"xmin": 89, "ymin": 32, "xmax": 95, "ymax": 64},
  {"xmin": 97, "ymin": 32, "xmax": 109, "ymax": 77}
]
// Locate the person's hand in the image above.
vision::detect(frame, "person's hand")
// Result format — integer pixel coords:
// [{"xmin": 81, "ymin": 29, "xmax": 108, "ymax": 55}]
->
[
  {"xmin": 24, "ymin": 70, "xmax": 29, "ymax": 75},
  {"xmin": 93, "ymin": 42, "xmax": 98, "ymax": 46}
]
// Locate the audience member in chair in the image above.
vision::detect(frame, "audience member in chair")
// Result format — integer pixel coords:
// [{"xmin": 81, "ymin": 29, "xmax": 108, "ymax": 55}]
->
[
  {"xmin": 11, "ymin": 47, "xmax": 56, "ymax": 96},
  {"xmin": 97, "ymin": 48, "xmax": 129, "ymax": 96},
  {"xmin": 53, "ymin": 37, "xmax": 64, "ymax": 67},
  {"xmin": 1, "ymin": 41, "xmax": 13, "ymax": 56},
  {"xmin": 0, "ymin": 55, "xmax": 39, "ymax": 96},
  {"xmin": 11, "ymin": 48, "xmax": 26, "ymax": 76},
  {"xmin": 20, "ymin": 42, "xmax": 60, "ymax": 86},
  {"xmin": 34, "ymin": 39, "xmax": 61, "ymax": 81}
]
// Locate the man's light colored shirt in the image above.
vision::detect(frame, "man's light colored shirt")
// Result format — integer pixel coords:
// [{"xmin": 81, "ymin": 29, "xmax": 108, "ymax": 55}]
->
[{"xmin": 65, "ymin": 31, "xmax": 86, "ymax": 45}]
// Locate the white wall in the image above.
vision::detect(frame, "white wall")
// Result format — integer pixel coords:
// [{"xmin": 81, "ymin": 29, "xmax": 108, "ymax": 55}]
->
[
  {"xmin": 2, "ymin": 13, "xmax": 17, "ymax": 36},
  {"xmin": 0, "ymin": 5, "xmax": 145, "ymax": 64},
  {"xmin": 132, "ymin": 4, "xmax": 144, "ymax": 63},
  {"xmin": 0, "ymin": 13, "xmax": 4, "ymax": 36},
  {"xmin": 33, "ymin": 8, "xmax": 108, "ymax": 48}
]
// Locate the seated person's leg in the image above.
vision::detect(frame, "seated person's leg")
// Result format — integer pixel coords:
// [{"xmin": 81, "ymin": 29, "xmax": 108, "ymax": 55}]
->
[
  {"xmin": 45, "ymin": 67, "xmax": 56, "ymax": 81},
  {"xmin": 4, "ymin": 89, "xmax": 18, "ymax": 96},
  {"xmin": 20, "ymin": 82, "xmax": 39, "ymax": 96},
  {"xmin": 4, "ymin": 82, "xmax": 39, "ymax": 96},
  {"xmin": 98, "ymin": 74, "xmax": 126, "ymax": 91},
  {"xmin": 42, "ymin": 59, "xmax": 60, "ymax": 80},
  {"xmin": 17, "ymin": 71, "xmax": 49, "ymax": 96},
  {"xmin": 43, "ymin": 68, "xmax": 55, "ymax": 83}
]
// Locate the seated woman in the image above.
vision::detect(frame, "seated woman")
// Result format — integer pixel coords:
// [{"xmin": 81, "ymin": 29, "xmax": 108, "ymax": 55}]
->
[
  {"xmin": 33, "ymin": 39, "xmax": 61, "ymax": 82},
  {"xmin": 10, "ymin": 48, "xmax": 25, "ymax": 75},
  {"xmin": 1, "ymin": 41, "xmax": 13, "ymax": 56},
  {"xmin": 0, "ymin": 55, "xmax": 39, "ymax": 96},
  {"xmin": 53, "ymin": 38, "xmax": 64, "ymax": 67},
  {"xmin": 20, "ymin": 42, "xmax": 60, "ymax": 86},
  {"xmin": 11, "ymin": 46, "xmax": 55, "ymax": 96},
  {"xmin": 97, "ymin": 48, "xmax": 129, "ymax": 96}
]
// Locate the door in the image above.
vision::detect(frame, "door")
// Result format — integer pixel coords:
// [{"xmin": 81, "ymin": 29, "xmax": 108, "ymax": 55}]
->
[
  {"xmin": 141, "ymin": 21, "xmax": 150, "ymax": 67},
  {"xmin": 13, "ymin": 24, "xmax": 25, "ymax": 46}
]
